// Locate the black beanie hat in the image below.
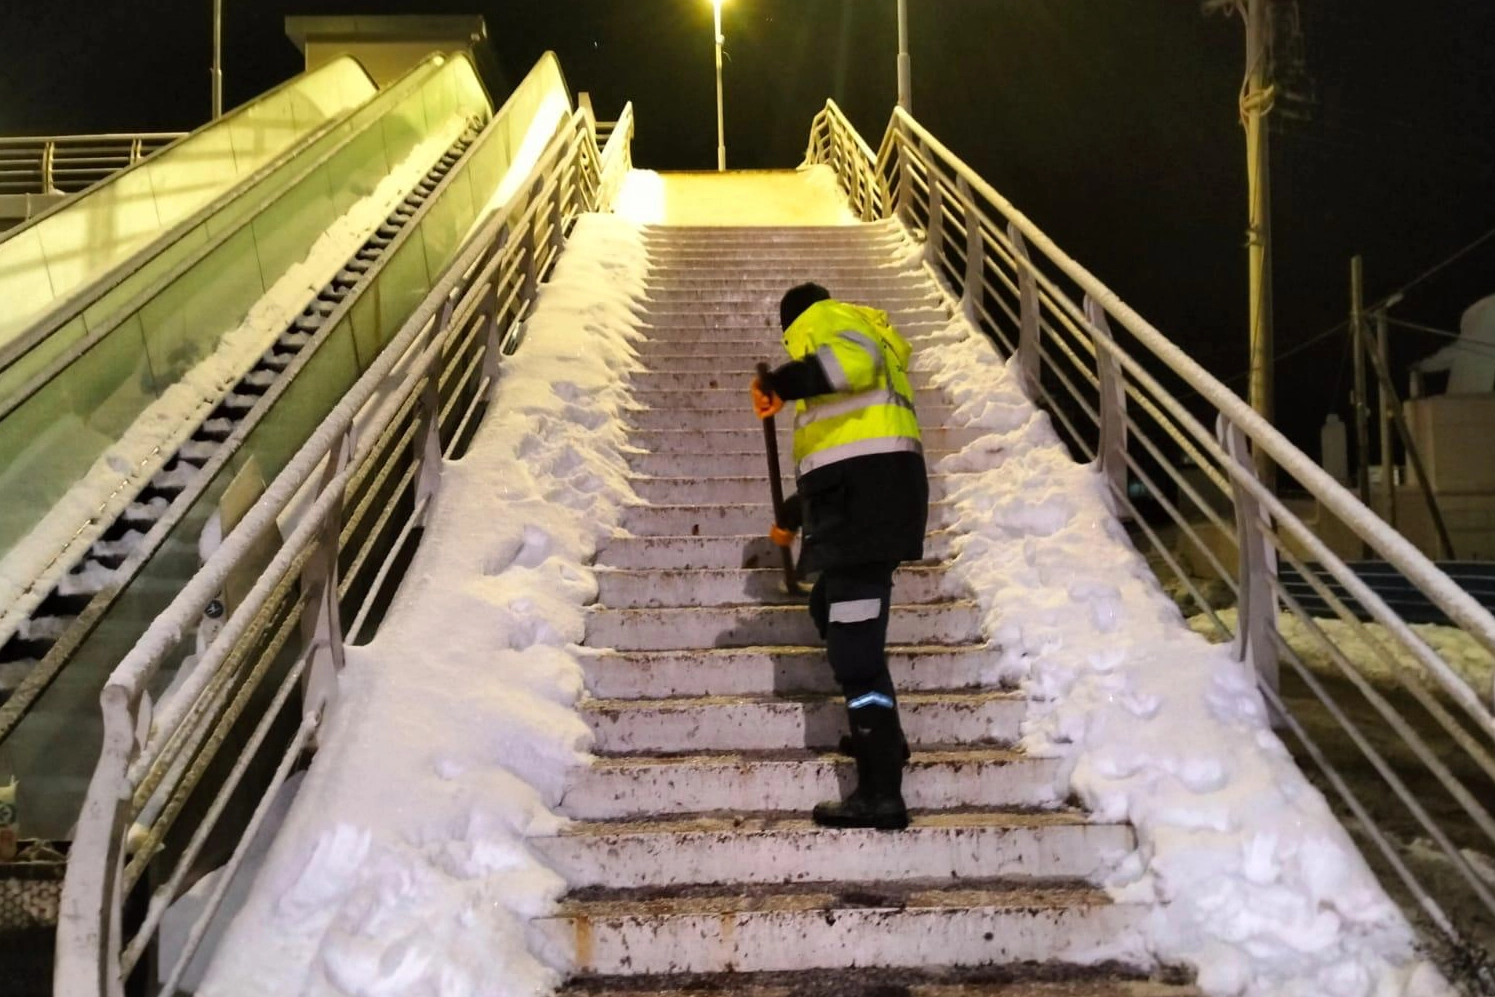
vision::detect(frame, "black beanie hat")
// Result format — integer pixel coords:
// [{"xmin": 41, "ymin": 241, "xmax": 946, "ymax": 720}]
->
[{"xmin": 779, "ymin": 282, "xmax": 831, "ymax": 331}]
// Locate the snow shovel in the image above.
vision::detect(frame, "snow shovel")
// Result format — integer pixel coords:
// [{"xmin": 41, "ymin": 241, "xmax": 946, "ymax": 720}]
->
[{"xmin": 756, "ymin": 362, "xmax": 805, "ymax": 597}]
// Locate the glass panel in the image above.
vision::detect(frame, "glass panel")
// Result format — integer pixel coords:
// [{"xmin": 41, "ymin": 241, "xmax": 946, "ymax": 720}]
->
[
  {"xmin": 70, "ymin": 313, "xmax": 158, "ymax": 440},
  {"xmin": 0, "ymin": 228, "xmax": 59, "ymax": 354},
  {"xmin": 248, "ymin": 168, "xmax": 337, "ymax": 290},
  {"xmin": 374, "ymin": 233, "xmax": 431, "ymax": 352}
]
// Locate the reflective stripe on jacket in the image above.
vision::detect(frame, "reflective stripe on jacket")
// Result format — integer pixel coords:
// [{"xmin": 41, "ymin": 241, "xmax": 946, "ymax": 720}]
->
[{"xmin": 783, "ymin": 299, "xmax": 922, "ymax": 477}]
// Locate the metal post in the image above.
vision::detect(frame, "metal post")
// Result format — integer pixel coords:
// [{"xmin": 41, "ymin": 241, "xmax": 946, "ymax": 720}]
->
[
  {"xmin": 212, "ymin": 0, "xmax": 224, "ymax": 119},
  {"xmin": 896, "ymin": 0, "xmax": 913, "ymax": 113},
  {"xmin": 1219, "ymin": 414, "xmax": 1280, "ymax": 698},
  {"xmin": 1086, "ymin": 296, "xmax": 1127, "ymax": 501},
  {"xmin": 1244, "ymin": 0, "xmax": 1275, "ymax": 491},
  {"xmin": 1009, "ymin": 222, "xmax": 1041, "ymax": 398},
  {"xmin": 1351, "ymin": 255, "xmax": 1370, "ymax": 507},
  {"xmin": 958, "ymin": 177, "xmax": 981, "ymax": 325},
  {"xmin": 923, "ymin": 150, "xmax": 942, "ymax": 269},
  {"xmin": 713, "ymin": 0, "xmax": 726, "ymax": 171},
  {"xmin": 1376, "ymin": 308, "xmax": 1396, "ymax": 528}
]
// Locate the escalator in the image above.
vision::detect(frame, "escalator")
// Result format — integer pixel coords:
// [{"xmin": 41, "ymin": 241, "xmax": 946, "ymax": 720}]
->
[{"xmin": 0, "ymin": 51, "xmax": 571, "ymax": 843}]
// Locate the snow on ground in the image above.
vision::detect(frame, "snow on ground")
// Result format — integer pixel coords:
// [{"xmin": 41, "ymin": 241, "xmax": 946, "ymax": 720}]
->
[
  {"xmin": 614, "ymin": 166, "xmax": 859, "ymax": 225},
  {"xmin": 196, "ymin": 214, "xmax": 646, "ymax": 997},
  {"xmin": 1188, "ymin": 607, "xmax": 1494, "ymax": 699},
  {"xmin": 914, "ymin": 315, "xmax": 1451, "ymax": 997},
  {"xmin": 0, "ymin": 117, "xmax": 469, "ymax": 653}
]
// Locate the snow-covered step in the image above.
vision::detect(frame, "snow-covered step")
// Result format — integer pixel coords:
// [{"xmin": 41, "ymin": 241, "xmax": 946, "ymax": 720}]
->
[
  {"xmin": 627, "ymin": 473, "xmax": 962, "ymax": 506},
  {"xmin": 593, "ymin": 564, "xmax": 958, "ymax": 608},
  {"xmin": 627, "ymin": 405, "xmax": 957, "ymax": 431},
  {"xmin": 630, "ymin": 338, "xmax": 952, "ymax": 359},
  {"xmin": 558, "ymin": 977, "xmax": 1199, "ymax": 997},
  {"xmin": 583, "ymin": 690, "xmax": 1021, "ymax": 753},
  {"xmin": 631, "ymin": 386, "xmax": 949, "ymax": 412},
  {"xmin": 638, "ymin": 307, "xmax": 949, "ymax": 332},
  {"xmin": 641, "ymin": 279, "xmax": 930, "ymax": 298},
  {"xmin": 581, "ymin": 644, "xmax": 997, "ymax": 699},
  {"xmin": 587, "ymin": 601, "xmax": 982, "ymax": 650},
  {"xmin": 625, "ymin": 425, "xmax": 988, "ymax": 453},
  {"xmin": 561, "ymin": 748, "xmax": 1061, "ymax": 818},
  {"xmin": 618, "ymin": 501, "xmax": 954, "ymax": 537},
  {"xmin": 596, "ymin": 531, "xmax": 955, "ymax": 570},
  {"xmin": 625, "ymin": 448, "xmax": 956, "ymax": 478},
  {"xmin": 641, "ymin": 288, "xmax": 940, "ymax": 308},
  {"xmin": 539, "ymin": 884, "xmax": 1147, "ymax": 975},
  {"xmin": 537, "ymin": 810, "xmax": 1132, "ymax": 889}
]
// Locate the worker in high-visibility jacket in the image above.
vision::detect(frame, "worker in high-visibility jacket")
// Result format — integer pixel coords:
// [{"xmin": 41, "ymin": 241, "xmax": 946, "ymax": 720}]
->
[{"xmin": 751, "ymin": 282, "xmax": 929, "ymax": 830}]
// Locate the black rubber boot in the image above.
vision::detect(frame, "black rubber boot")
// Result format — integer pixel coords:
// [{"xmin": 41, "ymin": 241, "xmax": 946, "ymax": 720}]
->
[
  {"xmin": 814, "ymin": 710, "xmax": 909, "ymax": 831},
  {"xmin": 837, "ymin": 730, "xmax": 911, "ymax": 762}
]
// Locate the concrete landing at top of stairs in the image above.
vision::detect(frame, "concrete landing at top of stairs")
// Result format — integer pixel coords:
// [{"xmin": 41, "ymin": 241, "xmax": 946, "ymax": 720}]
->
[{"xmin": 615, "ymin": 170, "xmax": 861, "ymax": 227}]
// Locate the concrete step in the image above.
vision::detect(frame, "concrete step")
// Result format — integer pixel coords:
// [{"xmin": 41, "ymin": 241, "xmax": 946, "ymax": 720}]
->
[
  {"xmin": 631, "ymin": 386, "xmax": 949, "ymax": 413},
  {"xmin": 617, "ymin": 501, "xmax": 955, "ymax": 538},
  {"xmin": 596, "ymin": 531, "xmax": 955, "ymax": 571},
  {"xmin": 640, "ymin": 275, "xmax": 927, "ymax": 293},
  {"xmin": 586, "ymin": 600, "xmax": 982, "ymax": 651},
  {"xmin": 537, "ymin": 810, "xmax": 1133, "ymax": 889},
  {"xmin": 640, "ymin": 288, "xmax": 940, "ymax": 308},
  {"xmin": 625, "ymin": 426, "xmax": 987, "ymax": 453},
  {"xmin": 560, "ymin": 748, "xmax": 1061, "ymax": 819},
  {"xmin": 627, "ymin": 473, "xmax": 961, "ymax": 506},
  {"xmin": 582, "ymin": 690, "xmax": 1021, "ymax": 753},
  {"xmin": 624, "ymin": 448, "xmax": 957, "ymax": 479},
  {"xmin": 640, "ymin": 264, "xmax": 929, "ymax": 284},
  {"xmin": 630, "ymin": 339, "xmax": 951, "ymax": 360},
  {"xmin": 637, "ymin": 307, "xmax": 949, "ymax": 330},
  {"xmin": 560, "ymin": 974, "xmax": 1195, "ymax": 997},
  {"xmin": 581, "ymin": 645, "xmax": 997, "ymax": 699},
  {"xmin": 594, "ymin": 564, "xmax": 958, "ymax": 609},
  {"xmin": 626, "ymin": 405, "xmax": 956, "ymax": 431},
  {"xmin": 537, "ymin": 883, "xmax": 1147, "ymax": 974}
]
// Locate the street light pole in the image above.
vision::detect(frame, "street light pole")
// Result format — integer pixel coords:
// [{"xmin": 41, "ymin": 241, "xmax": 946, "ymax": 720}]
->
[
  {"xmin": 896, "ymin": 0, "xmax": 912, "ymax": 112},
  {"xmin": 712, "ymin": 0, "xmax": 726, "ymax": 171},
  {"xmin": 212, "ymin": 0, "xmax": 224, "ymax": 119}
]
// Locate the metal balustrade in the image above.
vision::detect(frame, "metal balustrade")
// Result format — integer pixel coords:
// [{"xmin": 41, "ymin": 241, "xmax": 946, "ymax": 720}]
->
[
  {"xmin": 53, "ymin": 100, "xmax": 633, "ymax": 995},
  {"xmin": 0, "ymin": 134, "xmax": 183, "ymax": 196},
  {"xmin": 808, "ymin": 100, "xmax": 1495, "ymax": 984}
]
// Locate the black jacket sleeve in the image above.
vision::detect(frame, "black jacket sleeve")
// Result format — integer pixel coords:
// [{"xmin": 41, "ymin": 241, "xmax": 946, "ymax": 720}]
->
[{"xmin": 761, "ymin": 357, "xmax": 834, "ymax": 401}]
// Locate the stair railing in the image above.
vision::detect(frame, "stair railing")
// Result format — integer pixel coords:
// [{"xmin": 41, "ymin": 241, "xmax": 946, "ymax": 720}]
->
[
  {"xmin": 53, "ymin": 103, "xmax": 630, "ymax": 997},
  {"xmin": 0, "ymin": 133, "xmax": 183, "ymax": 196},
  {"xmin": 808, "ymin": 99, "xmax": 1495, "ymax": 980}
]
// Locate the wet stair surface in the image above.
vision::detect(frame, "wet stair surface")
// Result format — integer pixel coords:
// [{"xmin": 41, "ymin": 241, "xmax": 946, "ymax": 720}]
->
[{"xmin": 539, "ymin": 221, "xmax": 1196, "ymax": 995}]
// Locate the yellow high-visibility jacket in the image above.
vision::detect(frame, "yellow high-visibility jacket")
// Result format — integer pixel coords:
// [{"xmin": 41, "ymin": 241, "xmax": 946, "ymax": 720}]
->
[{"xmin": 784, "ymin": 300, "xmax": 923, "ymax": 479}]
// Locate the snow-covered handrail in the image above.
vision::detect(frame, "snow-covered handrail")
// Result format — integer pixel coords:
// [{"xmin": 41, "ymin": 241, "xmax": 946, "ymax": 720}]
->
[
  {"xmin": 808, "ymin": 98, "xmax": 1495, "ymax": 979},
  {"xmin": 55, "ymin": 91, "xmax": 626, "ymax": 995}
]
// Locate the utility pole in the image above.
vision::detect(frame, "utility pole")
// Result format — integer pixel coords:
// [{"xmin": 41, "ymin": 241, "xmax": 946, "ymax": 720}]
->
[
  {"xmin": 212, "ymin": 0, "xmax": 224, "ymax": 119},
  {"xmin": 1243, "ymin": 0, "xmax": 1276, "ymax": 488},
  {"xmin": 896, "ymin": 0, "xmax": 912, "ymax": 113},
  {"xmin": 1350, "ymin": 255, "xmax": 1370, "ymax": 506},
  {"xmin": 1376, "ymin": 307, "xmax": 1396, "ymax": 526}
]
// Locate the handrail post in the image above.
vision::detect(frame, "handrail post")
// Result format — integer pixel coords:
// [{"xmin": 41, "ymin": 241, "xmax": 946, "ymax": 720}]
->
[
  {"xmin": 1085, "ymin": 296, "xmax": 1127, "ymax": 501},
  {"xmin": 922, "ymin": 142, "xmax": 942, "ymax": 270},
  {"xmin": 957, "ymin": 177, "xmax": 981, "ymax": 325},
  {"xmin": 1009, "ymin": 222, "xmax": 1041, "ymax": 398},
  {"xmin": 41, "ymin": 140, "xmax": 55, "ymax": 193},
  {"xmin": 895, "ymin": 119, "xmax": 914, "ymax": 223},
  {"xmin": 1218, "ymin": 415, "xmax": 1280, "ymax": 697},
  {"xmin": 299, "ymin": 431, "xmax": 350, "ymax": 717},
  {"xmin": 416, "ymin": 298, "xmax": 455, "ymax": 507}
]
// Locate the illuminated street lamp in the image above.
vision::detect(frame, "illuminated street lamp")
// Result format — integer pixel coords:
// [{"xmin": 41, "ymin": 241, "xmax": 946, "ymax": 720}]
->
[{"xmin": 710, "ymin": 0, "xmax": 727, "ymax": 170}]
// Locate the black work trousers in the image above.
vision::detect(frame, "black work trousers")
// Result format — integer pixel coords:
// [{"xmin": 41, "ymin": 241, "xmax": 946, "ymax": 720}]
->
[{"xmin": 808, "ymin": 561, "xmax": 899, "ymax": 712}]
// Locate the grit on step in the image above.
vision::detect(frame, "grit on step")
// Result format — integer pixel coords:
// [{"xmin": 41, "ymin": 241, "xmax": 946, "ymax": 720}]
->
[
  {"xmin": 551, "ymin": 219, "xmax": 1157, "ymax": 989},
  {"xmin": 560, "ymin": 972, "xmax": 1198, "ymax": 997}
]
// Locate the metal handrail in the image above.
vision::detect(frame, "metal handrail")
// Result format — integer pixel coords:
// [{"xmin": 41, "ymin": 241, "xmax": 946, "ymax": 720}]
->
[
  {"xmin": 807, "ymin": 99, "xmax": 1495, "ymax": 983},
  {"xmin": 54, "ymin": 102, "xmax": 627, "ymax": 995},
  {"xmin": 0, "ymin": 133, "xmax": 183, "ymax": 195}
]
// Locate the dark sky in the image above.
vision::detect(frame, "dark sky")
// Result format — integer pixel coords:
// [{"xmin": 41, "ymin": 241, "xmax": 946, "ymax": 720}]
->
[{"xmin": 3, "ymin": 0, "xmax": 1494, "ymax": 453}]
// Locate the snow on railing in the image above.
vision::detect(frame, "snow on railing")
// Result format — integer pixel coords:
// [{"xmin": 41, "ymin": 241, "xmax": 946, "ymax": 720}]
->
[
  {"xmin": 54, "ymin": 101, "xmax": 630, "ymax": 995},
  {"xmin": 808, "ymin": 99, "xmax": 1495, "ymax": 982}
]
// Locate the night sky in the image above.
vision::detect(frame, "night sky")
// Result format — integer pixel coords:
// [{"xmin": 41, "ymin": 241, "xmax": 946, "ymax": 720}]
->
[{"xmin": 4, "ymin": 0, "xmax": 1494, "ymax": 453}]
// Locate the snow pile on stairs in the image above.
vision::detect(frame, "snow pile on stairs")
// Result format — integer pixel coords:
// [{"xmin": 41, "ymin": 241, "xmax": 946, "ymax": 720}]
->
[
  {"xmin": 197, "ymin": 215, "xmax": 646, "ymax": 997},
  {"xmin": 913, "ymin": 316, "xmax": 1450, "ymax": 997}
]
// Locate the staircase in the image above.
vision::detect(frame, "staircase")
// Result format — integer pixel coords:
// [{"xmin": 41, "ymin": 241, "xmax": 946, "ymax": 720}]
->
[{"xmin": 535, "ymin": 221, "xmax": 1197, "ymax": 994}]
